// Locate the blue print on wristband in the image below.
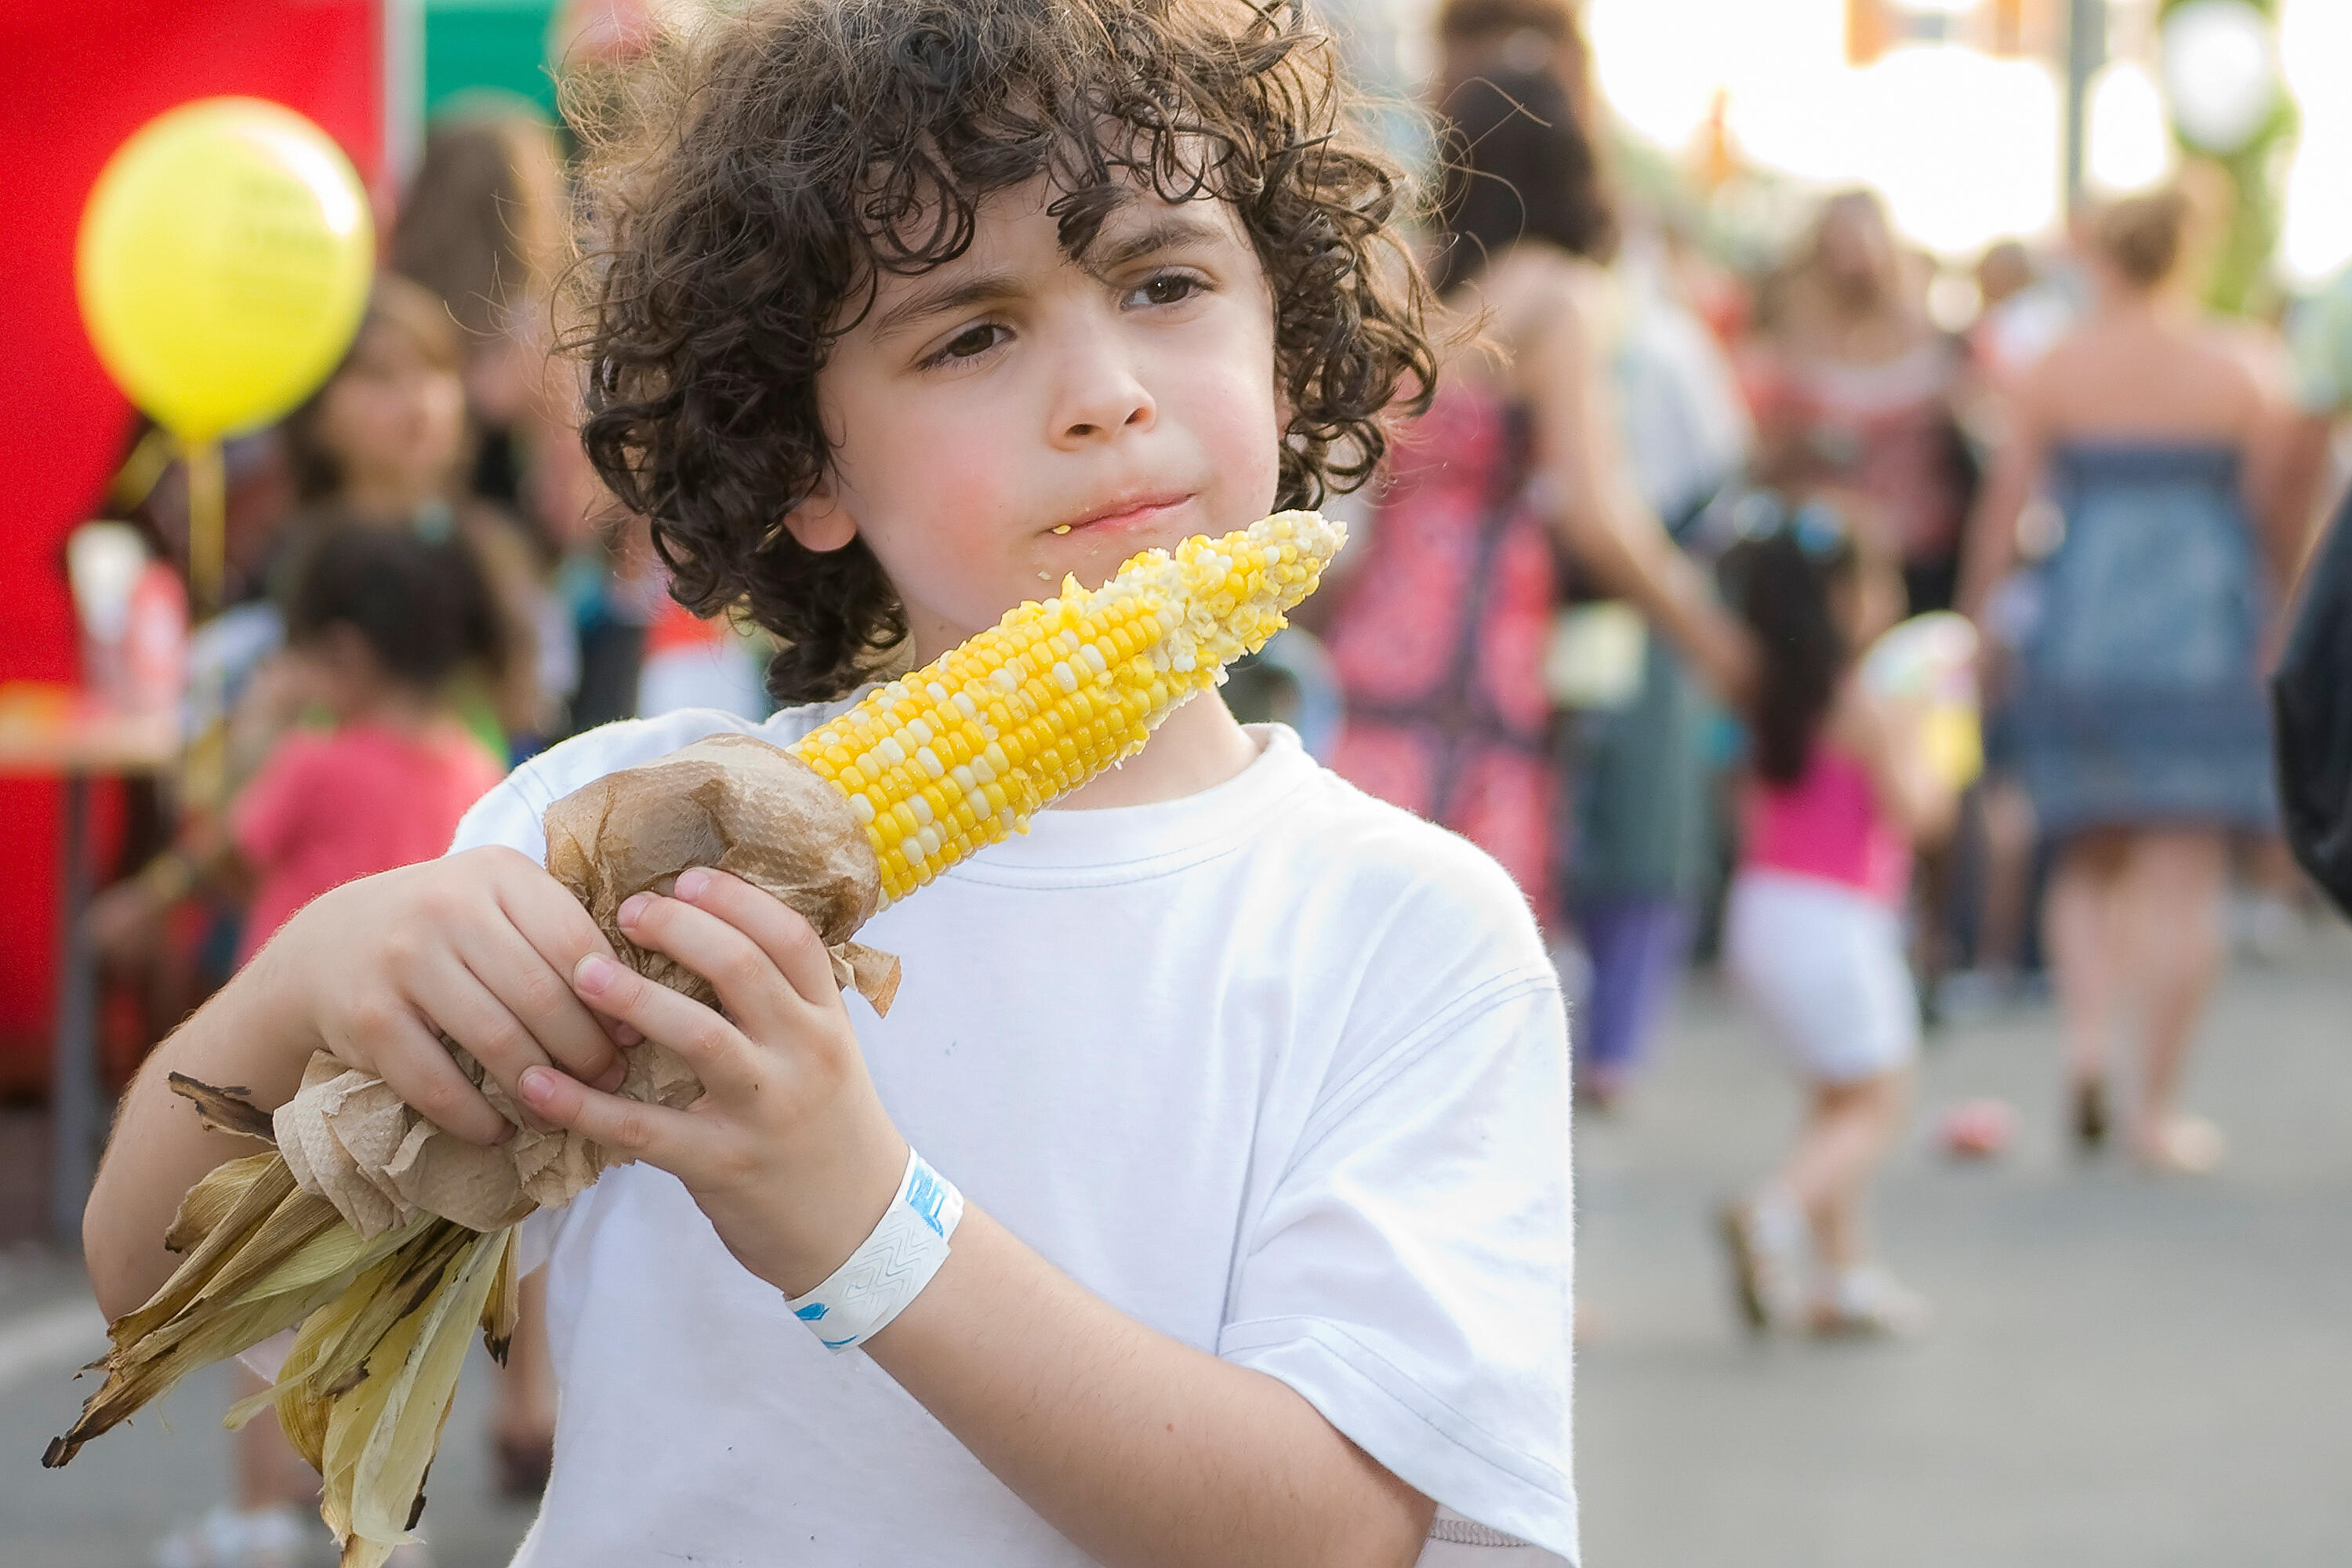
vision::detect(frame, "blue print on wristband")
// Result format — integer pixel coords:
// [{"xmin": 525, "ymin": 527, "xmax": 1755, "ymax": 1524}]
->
[
  {"xmin": 793, "ymin": 1301, "xmax": 829, "ymax": 1322},
  {"xmin": 906, "ymin": 1160, "xmax": 952, "ymax": 1237}
]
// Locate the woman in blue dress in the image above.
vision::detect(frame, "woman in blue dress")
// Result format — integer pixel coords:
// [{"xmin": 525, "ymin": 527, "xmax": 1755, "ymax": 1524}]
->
[{"xmin": 1958, "ymin": 190, "xmax": 2297, "ymax": 1172}]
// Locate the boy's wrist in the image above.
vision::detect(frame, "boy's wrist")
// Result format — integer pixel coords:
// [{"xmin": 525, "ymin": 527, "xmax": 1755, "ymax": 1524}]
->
[{"xmin": 747, "ymin": 1123, "xmax": 913, "ymax": 1299}]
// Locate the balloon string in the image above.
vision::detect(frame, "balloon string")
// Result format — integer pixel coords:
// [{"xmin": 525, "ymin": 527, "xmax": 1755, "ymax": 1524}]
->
[{"xmin": 183, "ymin": 438, "xmax": 225, "ymax": 620}]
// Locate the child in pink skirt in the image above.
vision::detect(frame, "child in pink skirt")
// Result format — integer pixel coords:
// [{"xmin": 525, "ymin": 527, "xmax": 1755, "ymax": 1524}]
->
[{"xmin": 1717, "ymin": 497, "xmax": 1957, "ymax": 1338}]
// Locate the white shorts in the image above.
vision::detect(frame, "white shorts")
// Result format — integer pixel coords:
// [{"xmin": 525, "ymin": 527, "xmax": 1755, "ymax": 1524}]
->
[{"xmin": 1724, "ymin": 869, "xmax": 1920, "ymax": 1083}]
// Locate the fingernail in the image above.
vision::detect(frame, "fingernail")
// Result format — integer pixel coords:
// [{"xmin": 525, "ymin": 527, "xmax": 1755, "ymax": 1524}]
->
[
  {"xmin": 674, "ymin": 867, "xmax": 711, "ymax": 900},
  {"xmin": 520, "ymin": 1065, "xmax": 557, "ymax": 1105},
  {"xmin": 619, "ymin": 892, "xmax": 652, "ymax": 927},
  {"xmin": 613, "ymin": 1022, "xmax": 643, "ymax": 1047},
  {"xmin": 594, "ymin": 1060, "xmax": 627, "ymax": 1092},
  {"xmin": 575, "ymin": 953, "xmax": 618, "ymax": 993}
]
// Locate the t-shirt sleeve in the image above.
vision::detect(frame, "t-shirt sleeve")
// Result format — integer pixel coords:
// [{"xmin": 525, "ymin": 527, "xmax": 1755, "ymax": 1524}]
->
[
  {"xmin": 230, "ymin": 738, "xmax": 324, "ymax": 869},
  {"xmin": 1218, "ymin": 967, "xmax": 1577, "ymax": 1566}
]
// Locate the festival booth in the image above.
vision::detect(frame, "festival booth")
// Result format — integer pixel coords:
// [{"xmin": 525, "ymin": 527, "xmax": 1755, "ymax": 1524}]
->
[{"xmin": 0, "ymin": 2, "xmax": 394, "ymax": 1234}]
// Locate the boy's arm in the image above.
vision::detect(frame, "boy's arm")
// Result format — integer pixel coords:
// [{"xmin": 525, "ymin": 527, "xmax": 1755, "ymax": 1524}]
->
[
  {"xmin": 868, "ymin": 1208, "xmax": 1436, "ymax": 1568},
  {"xmin": 516, "ymin": 870, "xmax": 1436, "ymax": 1568},
  {"xmin": 85, "ymin": 848, "xmax": 628, "ymax": 1320}
]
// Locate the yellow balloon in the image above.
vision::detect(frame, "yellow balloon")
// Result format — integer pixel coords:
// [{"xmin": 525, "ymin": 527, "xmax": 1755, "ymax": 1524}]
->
[{"xmin": 76, "ymin": 98, "xmax": 374, "ymax": 442}]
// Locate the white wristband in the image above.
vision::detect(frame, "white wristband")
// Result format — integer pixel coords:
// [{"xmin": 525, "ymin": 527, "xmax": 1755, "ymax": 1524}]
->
[{"xmin": 786, "ymin": 1146, "xmax": 964, "ymax": 1352}]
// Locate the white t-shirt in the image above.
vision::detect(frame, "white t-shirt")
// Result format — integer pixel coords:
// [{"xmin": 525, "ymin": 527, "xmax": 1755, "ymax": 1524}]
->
[{"xmin": 451, "ymin": 705, "xmax": 1578, "ymax": 1566}]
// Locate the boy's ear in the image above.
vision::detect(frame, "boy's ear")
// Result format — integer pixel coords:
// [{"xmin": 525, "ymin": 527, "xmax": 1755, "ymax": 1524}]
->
[{"xmin": 781, "ymin": 477, "xmax": 858, "ymax": 554}]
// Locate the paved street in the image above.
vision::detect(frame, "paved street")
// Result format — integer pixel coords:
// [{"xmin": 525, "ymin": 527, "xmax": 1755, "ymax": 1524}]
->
[
  {"xmin": 5, "ymin": 933, "xmax": 2349, "ymax": 1566},
  {"xmin": 1576, "ymin": 930, "xmax": 2352, "ymax": 1565}
]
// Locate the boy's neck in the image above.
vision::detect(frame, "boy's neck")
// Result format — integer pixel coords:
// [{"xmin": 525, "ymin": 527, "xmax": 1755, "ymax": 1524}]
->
[{"xmin": 1057, "ymin": 690, "xmax": 1260, "ymax": 811}]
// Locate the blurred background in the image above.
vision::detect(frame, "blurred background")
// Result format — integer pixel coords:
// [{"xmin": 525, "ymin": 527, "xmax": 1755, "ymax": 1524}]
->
[{"xmin": 3, "ymin": 0, "xmax": 2349, "ymax": 1563}]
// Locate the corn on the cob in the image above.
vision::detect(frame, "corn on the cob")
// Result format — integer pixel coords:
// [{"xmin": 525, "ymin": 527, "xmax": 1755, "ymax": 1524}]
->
[
  {"xmin": 47, "ymin": 509, "xmax": 1343, "ymax": 1566},
  {"xmin": 795, "ymin": 509, "xmax": 1341, "ymax": 900}
]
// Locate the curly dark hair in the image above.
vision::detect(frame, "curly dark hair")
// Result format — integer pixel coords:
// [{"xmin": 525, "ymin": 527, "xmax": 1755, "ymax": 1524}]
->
[{"xmin": 566, "ymin": 0, "xmax": 1436, "ymax": 702}]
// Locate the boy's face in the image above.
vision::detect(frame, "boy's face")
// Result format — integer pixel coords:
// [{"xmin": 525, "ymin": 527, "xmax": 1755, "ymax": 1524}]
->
[{"xmin": 789, "ymin": 178, "xmax": 1283, "ymax": 661}]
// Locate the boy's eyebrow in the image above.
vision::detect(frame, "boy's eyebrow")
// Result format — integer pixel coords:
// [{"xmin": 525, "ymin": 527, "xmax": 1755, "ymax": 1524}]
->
[
  {"xmin": 871, "ymin": 267, "xmax": 1026, "ymax": 341},
  {"xmin": 1082, "ymin": 209, "xmax": 1233, "ymax": 275},
  {"xmin": 869, "ymin": 208, "xmax": 1234, "ymax": 341}
]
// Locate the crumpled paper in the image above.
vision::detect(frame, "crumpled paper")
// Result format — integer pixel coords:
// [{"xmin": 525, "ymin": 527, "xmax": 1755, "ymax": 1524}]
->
[{"xmin": 273, "ymin": 733, "xmax": 897, "ymax": 1237}]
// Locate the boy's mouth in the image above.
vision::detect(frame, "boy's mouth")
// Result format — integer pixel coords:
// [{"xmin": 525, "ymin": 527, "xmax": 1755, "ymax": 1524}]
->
[{"xmin": 1051, "ymin": 492, "xmax": 1192, "ymax": 538}]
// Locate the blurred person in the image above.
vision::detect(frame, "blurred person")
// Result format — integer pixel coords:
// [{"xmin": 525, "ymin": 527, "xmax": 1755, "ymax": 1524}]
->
[
  {"xmin": 1750, "ymin": 191, "xmax": 1979, "ymax": 1018},
  {"xmin": 128, "ymin": 525, "xmax": 509, "ymax": 1568},
  {"xmin": 1958, "ymin": 189, "xmax": 2295, "ymax": 1173},
  {"xmin": 278, "ymin": 274, "xmax": 560, "ymax": 750},
  {"xmin": 1748, "ymin": 190, "xmax": 1976, "ymax": 615},
  {"xmin": 1719, "ymin": 498, "xmax": 1955, "ymax": 1338},
  {"xmin": 1325, "ymin": 14, "xmax": 1750, "ymax": 927},
  {"xmin": 1563, "ymin": 225, "xmax": 1751, "ymax": 1107},
  {"xmin": 1969, "ymin": 238, "xmax": 2080, "ymax": 397},
  {"xmin": 389, "ymin": 103, "xmax": 572, "ymax": 523}
]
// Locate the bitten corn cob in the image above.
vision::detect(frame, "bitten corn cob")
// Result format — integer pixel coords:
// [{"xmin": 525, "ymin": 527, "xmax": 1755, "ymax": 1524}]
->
[
  {"xmin": 794, "ymin": 509, "xmax": 1341, "ymax": 900},
  {"xmin": 47, "ymin": 509, "xmax": 1342, "ymax": 1566}
]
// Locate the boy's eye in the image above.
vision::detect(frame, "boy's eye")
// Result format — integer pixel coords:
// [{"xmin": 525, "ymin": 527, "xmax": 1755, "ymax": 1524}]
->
[
  {"xmin": 1127, "ymin": 272, "xmax": 1205, "ymax": 308},
  {"xmin": 930, "ymin": 323, "xmax": 1006, "ymax": 365}
]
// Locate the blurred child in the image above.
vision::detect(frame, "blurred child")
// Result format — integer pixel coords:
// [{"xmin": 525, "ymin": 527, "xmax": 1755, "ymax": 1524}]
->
[
  {"xmin": 136, "ymin": 527, "xmax": 506, "ymax": 1568},
  {"xmin": 227, "ymin": 528, "xmax": 510, "ymax": 965},
  {"xmin": 277, "ymin": 274, "xmax": 560, "ymax": 750},
  {"xmin": 1717, "ymin": 497, "xmax": 1955, "ymax": 1338}
]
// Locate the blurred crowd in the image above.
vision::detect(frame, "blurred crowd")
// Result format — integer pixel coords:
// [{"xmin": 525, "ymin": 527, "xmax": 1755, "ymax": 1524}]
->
[
  {"xmin": 70, "ymin": 0, "xmax": 2352, "ymax": 1559},
  {"xmin": 1285, "ymin": 0, "xmax": 2341, "ymax": 1341}
]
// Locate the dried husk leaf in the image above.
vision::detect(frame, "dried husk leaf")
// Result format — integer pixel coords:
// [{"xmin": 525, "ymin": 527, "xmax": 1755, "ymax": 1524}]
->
[
  {"xmin": 162, "ymin": 1149, "xmax": 282, "ymax": 1258},
  {"xmin": 125, "ymin": 1154, "xmax": 297, "ymax": 1341},
  {"xmin": 322, "ymin": 1228, "xmax": 508, "ymax": 1564}
]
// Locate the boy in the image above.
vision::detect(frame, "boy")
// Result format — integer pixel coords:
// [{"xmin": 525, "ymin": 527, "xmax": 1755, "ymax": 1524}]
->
[{"xmin": 85, "ymin": 2, "xmax": 1577, "ymax": 1563}]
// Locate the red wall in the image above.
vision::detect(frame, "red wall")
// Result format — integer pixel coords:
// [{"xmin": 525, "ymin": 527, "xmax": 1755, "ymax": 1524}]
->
[{"xmin": 0, "ymin": 1, "xmax": 383, "ymax": 1090}]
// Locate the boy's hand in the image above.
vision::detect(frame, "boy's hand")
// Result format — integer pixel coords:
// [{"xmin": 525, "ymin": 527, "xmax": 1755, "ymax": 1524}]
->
[
  {"xmin": 515, "ymin": 867, "xmax": 909, "ymax": 1297},
  {"xmin": 269, "ymin": 846, "xmax": 633, "ymax": 1145}
]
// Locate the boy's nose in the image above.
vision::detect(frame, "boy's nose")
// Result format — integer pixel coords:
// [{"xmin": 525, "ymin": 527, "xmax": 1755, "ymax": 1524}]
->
[{"xmin": 1051, "ymin": 346, "xmax": 1156, "ymax": 445}]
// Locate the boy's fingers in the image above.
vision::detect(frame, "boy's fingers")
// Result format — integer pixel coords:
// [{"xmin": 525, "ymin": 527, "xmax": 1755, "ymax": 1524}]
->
[
  {"xmin": 516, "ymin": 1064, "xmax": 695, "ymax": 1169},
  {"xmin": 466, "ymin": 913, "xmax": 626, "ymax": 1093},
  {"xmin": 567, "ymin": 952, "xmax": 763, "ymax": 1100},
  {"xmin": 401, "ymin": 959, "xmax": 564, "ymax": 1125},
  {"xmin": 619, "ymin": 891, "xmax": 815, "ymax": 1044},
  {"xmin": 332, "ymin": 1002, "xmax": 512, "ymax": 1145},
  {"xmin": 494, "ymin": 869, "xmax": 633, "ymax": 1086},
  {"xmin": 670, "ymin": 869, "xmax": 839, "ymax": 1007}
]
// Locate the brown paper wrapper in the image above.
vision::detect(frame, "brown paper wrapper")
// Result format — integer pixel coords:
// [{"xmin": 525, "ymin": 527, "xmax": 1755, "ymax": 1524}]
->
[{"xmin": 272, "ymin": 734, "xmax": 895, "ymax": 1236}]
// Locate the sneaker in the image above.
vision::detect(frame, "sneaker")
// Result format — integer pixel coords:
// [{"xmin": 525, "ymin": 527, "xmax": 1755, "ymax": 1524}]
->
[
  {"xmin": 1719, "ymin": 1191, "xmax": 1804, "ymax": 1334},
  {"xmin": 1809, "ymin": 1265, "xmax": 1931, "ymax": 1339},
  {"xmin": 153, "ymin": 1504, "xmax": 322, "ymax": 1568}
]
